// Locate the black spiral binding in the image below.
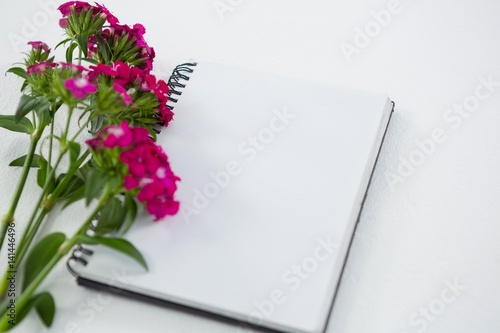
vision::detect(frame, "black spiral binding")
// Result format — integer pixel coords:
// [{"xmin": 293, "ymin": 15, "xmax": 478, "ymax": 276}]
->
[
  {"xmin": 66, "ymin": 217, "xmax": 98, "ymax": 277},
  {"xmin": 66, "ymin": 62, "xmax": 197, "ymax": 279},
  {"xmin": 166, "ymin": 62, "xmax": 197, "ymax": 109}
]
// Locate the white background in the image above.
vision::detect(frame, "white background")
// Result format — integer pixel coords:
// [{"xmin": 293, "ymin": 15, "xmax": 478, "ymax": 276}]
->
[{"xmin": 0, "ymin": 0, "xmax": 499, "ymax": 332}]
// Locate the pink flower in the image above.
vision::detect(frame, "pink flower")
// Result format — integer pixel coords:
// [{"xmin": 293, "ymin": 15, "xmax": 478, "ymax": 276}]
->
[
  {"xmin": 95, "ymin": 3, "xmax": 119, "ymax": 25},
  {"xmin": 146, "ymin": 198, "xmax": 179, "ymax": 220},
  {"xmin": 87, "ymin": 121, "xmax": 149, "ymax": 151},
  {"xmin": 89, "ymin": 63, "xmax": 116, "ymax": 81},
  {"xmin": 59, "ymin": 18, "xmax": 69, "ymax": 28},
  {"xmin": 102, "ymin": 122, "xmax": 133, "ymax": 148},
  {"xmin": 58, "ymin": 1, "xmax": 119, "ymax": 27},
  {"xmin": 115, "ymin": 62, "xmax": 133, "ymax": 83},
  {"xmin": 86, "ymin": 121, "xmax": 180, "ymax": 221},
  {"xmin": 139, "ymin": 75, "xmax": 173, "ymax": 125},
  {"xmin": 64, "ymin": 77, "xmax": 97, "ymax": 99},
  {"xmin": 113, "ymin": 83, "xmax": 134, "ymax": 105},
  {"xmin": 104, "ymin": 23, "xmax": 155, "ymax": 71},
  {"xmin": 120, "ymin": 143, "xmax": 172, "ymax": 184},
  {"xmin": 132, "ymin": 24, "xmax": 146, "ymax": 40},
  {"xmin": 58, "ymin": 1, "xmax": 92, "ymax": 16},
  {"xmin": 139, "ymin": 180, "xmax": 180, "ymax": 220},
  {"xmin": 92, "ymin": 63, "xmax": 117, "ymax": 76},
  {"xmin": 89, "ymin": 61, "xmax": 136, "ymax": 86},
  {"xmin": 27, "ymin": 61, "xmax": 57, "ymax": 75},
  {"xmin": 60, "ymin": 62, "xmax": 87, "ymax": 72},
  {"xmin": 87, "ymin": 41, "xmax": 97, "ymax": 57},
  {"xmin": 120, "ymin": 143, "xmax": 159, "ymax": 179},
  {"xmin": 130, "ymin": 126, "xmax": 150, "ymax": 143},
  {"xmin": 120, "ymin": 140, "xmax": 180, "ymax": 220},
  {"xmin": 142, "ymin": 74, "xmax": 169, "ymax": 103},
  {"xmin": 27, "ymin": 41, "xmax": 50, "ymax": 52},
  {"xmin": 85, "ymin": 137, "xmax": 101, "ymax": 150},
  {"xmin": 159, "ymin": 105, "xmax": 174, "ymax": 126}
]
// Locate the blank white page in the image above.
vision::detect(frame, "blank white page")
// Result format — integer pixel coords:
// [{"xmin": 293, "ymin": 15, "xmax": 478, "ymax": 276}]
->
[{"xmin": 75, "ymin": 61, "xmax": 392, "ymax": 333}]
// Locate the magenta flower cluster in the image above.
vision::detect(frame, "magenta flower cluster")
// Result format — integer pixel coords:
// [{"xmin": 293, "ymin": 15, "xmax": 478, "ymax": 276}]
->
[
  {"xmin": 27, "ymin": 41, "xmax": 50, "ymax": 52},
  {"xmin": 58, "ymin": 1, "xmax": 119, "ymax": 28},
  {"xmin": 90, "ymin": 61, "xmax": 172, "ymax": 124},
  {"xmin": 23, "ymin": 2, "xmax": 181, "ymax": 222},
  {"xmin": 87, "ymin": 122, "xmax": 180, "ymax": 221},
  {"xmin": 25, "ymin": 52, "xmax": 172, "ymax": 126},
  {"xmin": 64, "ymin": 77, "xmax": 97, "ymax": 99},
  {"xmin": 27, "ymin": 61, "xmax": 57, "ymax": 75},
  {"xmin": 58, "ymin": 2, "xmax": 154, "ymax": 71}
]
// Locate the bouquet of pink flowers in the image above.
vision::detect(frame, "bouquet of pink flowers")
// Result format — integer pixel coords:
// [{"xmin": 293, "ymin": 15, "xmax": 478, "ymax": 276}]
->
[{"xmin": 0, "ymin": 2, "xmax": 180, "ymax": 330}]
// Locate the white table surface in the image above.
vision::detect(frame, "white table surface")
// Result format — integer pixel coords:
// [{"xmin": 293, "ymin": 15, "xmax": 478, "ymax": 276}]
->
[{"xmin": 1, "ymin": 1, "xmax": 499, "ymax": 332}]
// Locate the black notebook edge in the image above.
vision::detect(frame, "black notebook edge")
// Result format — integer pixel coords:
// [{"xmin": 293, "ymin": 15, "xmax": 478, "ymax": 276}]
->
[
  {"xmin": 319, "ymin": 100, "xmax": 395, "ymax": 333},
  {"xmin": 76, "ymin": 276, "xmax": 286, "ymax": 333},
  {"xmin": 69, "ymin": 62, "xmax": 396, "ymax": 333}
]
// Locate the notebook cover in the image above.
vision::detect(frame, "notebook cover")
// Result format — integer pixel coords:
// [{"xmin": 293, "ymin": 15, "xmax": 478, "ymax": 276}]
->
[{"xmin": 69, "ymin": 61, "xmax": 394, "ymax": 333}]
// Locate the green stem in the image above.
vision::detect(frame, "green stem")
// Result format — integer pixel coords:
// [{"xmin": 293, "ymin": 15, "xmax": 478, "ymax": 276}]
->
[
  {"xmin": 62, "ymin": 108, "xmax": 73, "ymax": 145},
  {"xmin": 0, "ymin": 132, "xmax": 41, "ymax": 251},
  {"xmin": 47, "ymin": 120, "xmax": 55, "ymax": 186},
  {"xmin": 0, "ymin": 194, "xmax": 109, "ymax": 331},
  {"xmin": 31, "ymin": 113, "xmax": 36, "ymax": 129},
  {"xmin": 0, "ymin": 247, "xmax": 64, "ymax": 332},
  {"xmin": 69, "ymin": 119, "xmax": 91, "ymax": 143},
  {"xmin": 20, "ymin": 151, "xmax": 65, "ymax": 247},
  {"xmin": 17, "ymin": 150, "xmax": 89, "ymax": 265},
  {"xmin": 12, "ymin": 115, "xmax": 90, "ymax": 265},
  {"xmin": 14, "ymin": 211, "xmax": 47, "ymax": 271},
  {"xmin": 0, "ymin": 150, "xmax": 63, "ymax": 300},
  {"xmin": 0, "ymin": 148, "xmax": 90, "ymax": 301},
  {"xmin": 78, "ymin": 46, "xmax": 83, "ymax": 66},
  {"xmin": 8, "ymin": 117, "xmax": 91, "ymax": 272}
]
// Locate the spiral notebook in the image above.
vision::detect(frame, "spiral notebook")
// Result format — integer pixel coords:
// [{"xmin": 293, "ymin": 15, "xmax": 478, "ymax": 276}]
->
[{"xmin": 69, "ymin": 61, "xmax": 394, "ymax": 333}]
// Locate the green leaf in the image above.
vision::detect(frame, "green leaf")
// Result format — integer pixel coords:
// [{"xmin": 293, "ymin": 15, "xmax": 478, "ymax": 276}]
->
[
  {"xmin": 96, "ymin": 35, "xmax": 111, "ymax": 64},
  {"xmin": 78, "ymin": 235, "xmax": 148, "ymax": 271},
  {"xmin": 58, "ymin": 174, "xmax": 85, "ymax": 200},
  {"xmin": 95, "ymin": 197, "xmax": 127, "ymax": 234},
  {"xmin": 75, "ymin": 162, "xmax": 92, "ymax": 181},
  {"xmin": 68, "ymin": 141, "xmax": 81, "ymax": 167},
  {"xmin": 121, "ymin": 193, "xmax": 138, "ymax": 235},
  {"xmin": 54, "ymin": 37, "xmax": 72, "ymax": 50},
  {"xmin": 6, "ymin": 67, "xmax": 28, "ymax": 80},
  {"xmin": 15, "ymin": 95, "xmax": 51, "ymax": 124},
  {"xmin": 81, "ymin": 57, "xmax": 99, "ymax": 65},
  {"xmin": 0, "ymin": 114, "xmax": 33, "ymax": 134},
  {"xmin": 77, "ymin": 35, "xmax": 88, "ymax": 58},
  {"xmin": 62, "ymin": 183, "xmax": 86, "ymax": 208},
  {"xmin": 14, "ymin": 292, "xmax": 56, "ymax": 329},
  {"xmin": 84, "ymin": 168, "xmax": 107, "ymax": 205},
  {"xmin": 148, "ymin": 128, "xmax": 157, "ymax": 142},
  {"xmin": 36, "ymin": 157, "xmax": 47, "ymax": 188},
  {"xmin": 37, "ymin": 157, "xmax": 56, "ymax": 193},
  {"xmin": 15, "ymin": 95, "xmax": 38, "ymax": 124},
  {"xmin": 23, "ymin": 233, "xmax": 66, "ymax": 290},
  {"xmin": 83, "ymin": 8, "xmax": 93, "ymax": 30},
  {"xmin": 89, "ymin": 115, "xmax": 105, "ymax": 134},
  {"xmin": 34, "ymin": 292, "xmax": 55, "ymax": 327},
  {"xmin": 9, "ymin": 154, "xmax": 41, "ymax": 168},
  {"xmin": 65, "ymin": 42, "xmax": 78, "ymax": 63},
  {"xmin": 21, "ymin": 80, "xmax": 29, "ymax": 92}
]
